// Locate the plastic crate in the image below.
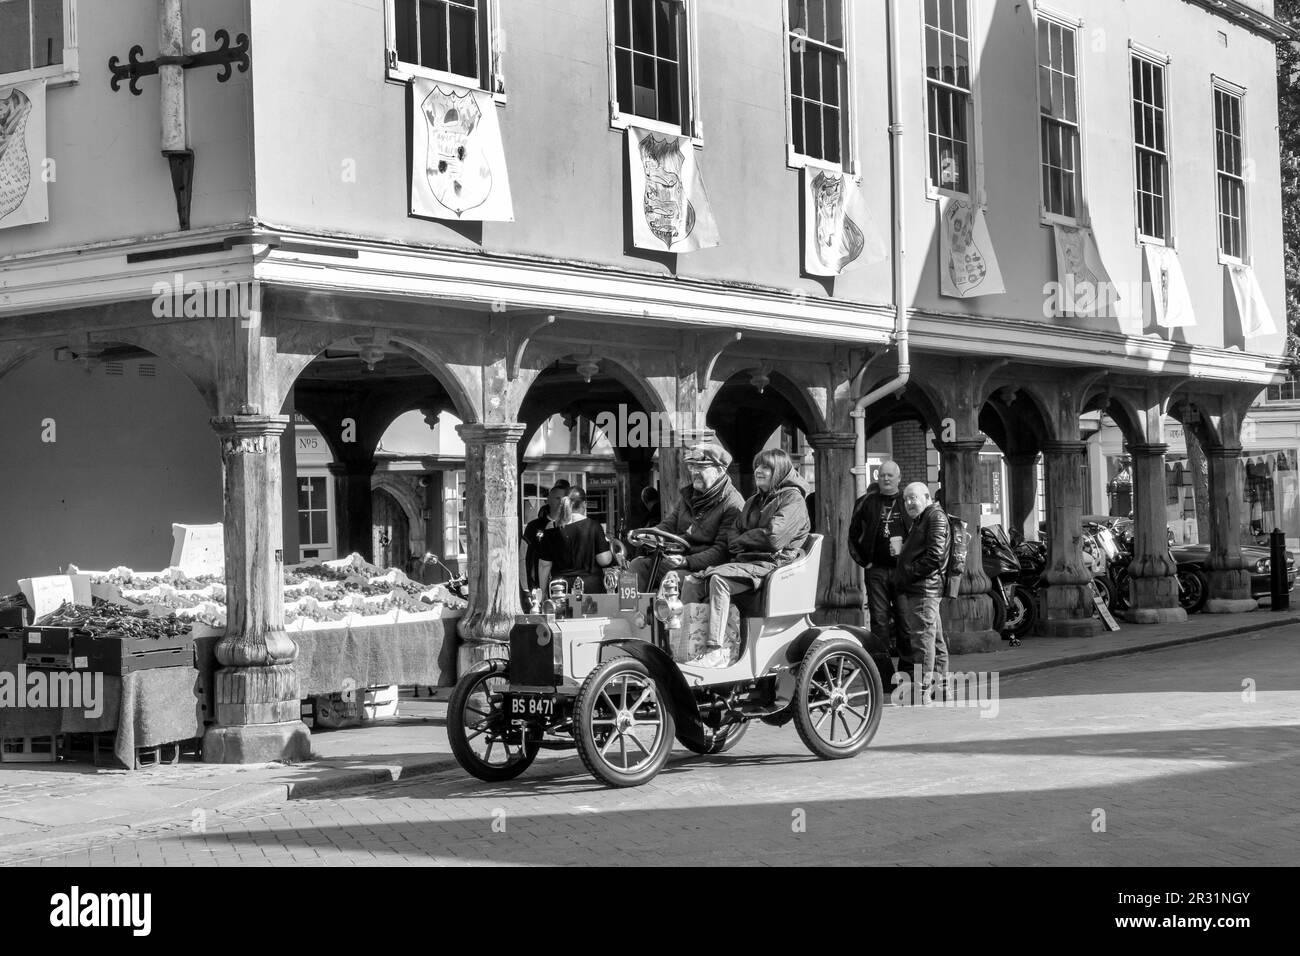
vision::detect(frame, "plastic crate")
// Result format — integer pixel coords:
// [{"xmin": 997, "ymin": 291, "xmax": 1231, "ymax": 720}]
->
[{"xmin": 1, "ymin": 735, "xmax": 58, "ymax": 763}]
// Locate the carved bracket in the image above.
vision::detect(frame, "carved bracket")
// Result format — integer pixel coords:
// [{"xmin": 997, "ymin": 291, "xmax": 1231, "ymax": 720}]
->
[
  {"xmin": 109, "ymin": 29, "xmax": 251, "ymax": 95},
  {"xmin": 506, "ymin": 313, "xmax": 557, "ymax": 380},
  {"xmin": 695, "ymin": 330, "xmax": 743, "ymax": 392}
]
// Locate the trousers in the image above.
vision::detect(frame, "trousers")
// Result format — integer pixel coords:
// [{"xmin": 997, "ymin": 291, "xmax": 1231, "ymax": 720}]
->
[
  {"xmin": 864, "ymin": 566, "xmax": 912, "ymax": 668},
  {"xmin": 680, "ymin": 573, "xmax": 752, "ymax": 647},
  {"xmin": 896, "ymin": 588, "xmax": 948, "ymax": 683}
]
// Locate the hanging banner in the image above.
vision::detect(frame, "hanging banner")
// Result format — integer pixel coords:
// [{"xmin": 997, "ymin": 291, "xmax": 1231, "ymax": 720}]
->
[
  {"xmin": 1143, "ymin": 244, "xmax": 1196, "ymax": 328},
  {"xmin": 1051, "ymin": 223, "xmax": 1117, "ymax": 318},
  {"xmin": 410, "ymin": 78, "xmax": 514, "ymax": 222},
  {"xmin": 938, "ymin": 196, "xmax": 1004, "ymax": 297},
  {"xmin": 627, "ymin": 126, "xmax": 719, "ymax": 253},
  {"xmin": 803, "ymin": 167, "xmax": 886, "ymax": 276},
  {"xmin": 0, "ymin": 78, "xmax": 48, "ymax": 230},
  {"xmin": 1227, "ymin": 263, "xmax": 1278, "ymax": 339}
]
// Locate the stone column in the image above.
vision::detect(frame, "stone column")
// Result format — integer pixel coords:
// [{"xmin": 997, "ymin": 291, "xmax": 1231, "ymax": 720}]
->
[
  {"xmin": 1123, "ymin": 443, "xmax": 1185, "ymax": 624},
  {"xmin": 456, "ymin": 423, "xmax": 527, "ymax": 671},
  {"xmin": 934, "ymin": 438, "xmax": 999, "ymax": 652},
  {"xmin": 1006, "ymin": 453, "xmax": 1039, "ymax": 542},
  {"xmin": 1204, "ymin": 445, "xmax": 1256, "ymax": 613},
  {"xmin": 1038, "ymin": 440, "xmax": 1101, "ymax": 637},
  {"xmin": 327, "ymin": 459, "xmax": 378, "ymax": 561},
  {"xmin": 808, "ymin": 432, "xmax": 864, "ymax": 627},
  {"xmin": 204, "ymin": 414, "xmax": 310, "ymax": 763}
]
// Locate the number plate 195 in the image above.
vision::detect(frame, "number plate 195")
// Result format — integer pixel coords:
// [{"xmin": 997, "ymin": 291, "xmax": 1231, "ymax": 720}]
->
[{"xmin": 503, "ymin": 694, "xmax": 556, "ymax": 719}]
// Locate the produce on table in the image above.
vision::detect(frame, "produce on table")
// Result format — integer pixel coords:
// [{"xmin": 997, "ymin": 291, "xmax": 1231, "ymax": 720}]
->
[{"xmin": 34, "ymin": 600, "xmax": 193, "ymax": 638}]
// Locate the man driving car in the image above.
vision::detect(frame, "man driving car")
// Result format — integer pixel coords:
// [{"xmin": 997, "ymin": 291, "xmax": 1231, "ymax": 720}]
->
[{"xmin": 628, "ymin": 442, "xmax": 745, "ymax": 591}]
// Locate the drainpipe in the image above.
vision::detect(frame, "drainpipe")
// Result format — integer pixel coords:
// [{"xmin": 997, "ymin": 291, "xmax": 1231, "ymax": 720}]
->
[
  {"xmin": 159, "ymin": 0, "xmax": 195, "ymax": 229},
  {"xmin": 850, "ymin": 0, "xmax": 910, "ymax": 499}
]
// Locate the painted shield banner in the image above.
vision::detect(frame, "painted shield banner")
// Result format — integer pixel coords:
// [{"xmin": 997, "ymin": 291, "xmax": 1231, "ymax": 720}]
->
[
  {"xmin": 410, "ymin": 78, "xmax": 514, "ymax": 222},
  {"xmin": 1227, "ymin": 263, "xmax": 1278, "ymax": 339},
  {"xmin": 627, "ymin": 126, "xmax": 719, "ymax": 253},
  {"xmin": 1051, "ymin": 223, "xmax": 1116, "ymax": 318},
  {"xmin": 938, "ymin": 196, "xmax": 1004, "ymax": 297},
  {"xmin": 0, "ymin": 77, "xmax": 49, "ymax": 231},
  {"xmin": 803, "ymin": 168, "xmax": 886, "ymax": 276},
  {"xmin": 1143, "ymin": 244, "xmax": 1195, "ymax": 328}
]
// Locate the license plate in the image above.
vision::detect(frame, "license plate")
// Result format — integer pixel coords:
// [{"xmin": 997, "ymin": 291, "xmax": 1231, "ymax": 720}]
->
[
  {"xmin": 617, "ymin": 571, "xmax": 640, "ymax": 612},
  {"xmin": 503, "ymin": 693, "xmax": 556, "ymax": 720}
]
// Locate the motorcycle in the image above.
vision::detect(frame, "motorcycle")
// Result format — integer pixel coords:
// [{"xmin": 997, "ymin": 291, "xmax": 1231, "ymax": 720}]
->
[
  {"xmin": 980, "ymin": 524, "xmax": 1036, "ymax": 644},
  {"xmin": 1107, "ymin": 523, "xmax": 1209, "ymax": 614}
]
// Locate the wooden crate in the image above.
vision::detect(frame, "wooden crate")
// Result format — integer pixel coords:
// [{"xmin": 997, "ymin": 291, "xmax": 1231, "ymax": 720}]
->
[{"xmin": 72, "ymin": 631, "xmax": 195, "ymax": 675}]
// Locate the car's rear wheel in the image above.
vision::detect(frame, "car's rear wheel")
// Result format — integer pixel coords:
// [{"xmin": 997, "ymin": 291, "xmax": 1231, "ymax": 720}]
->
[
  {"xmin": 575, "ymin": 657, "xmax": 676, "ymax": 787},
  {"xmin": 447, "ymin": 661, "xmax": 539, "ymax": 783},
  {"xmin": 1178, "ymin": 567, "xmax": 1209, "ymax": 614},
  {"xmin": 793, "ymin": 636, "xmax": 882, "ymax": 760},
  {"xmin": 680, "ymin": 720, "xmax": 749, "ymax": 755}
]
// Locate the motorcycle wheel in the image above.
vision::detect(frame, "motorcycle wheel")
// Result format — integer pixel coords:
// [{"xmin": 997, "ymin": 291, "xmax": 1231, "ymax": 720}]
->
[{"xmin": 1007, "ymin": 584, "xmax": 1037, "ymax": 638}]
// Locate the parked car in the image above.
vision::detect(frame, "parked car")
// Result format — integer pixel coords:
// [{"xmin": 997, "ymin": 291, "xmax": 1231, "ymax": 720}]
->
[{"xmin": 1171, "ymin": 543, "xmax": 1295, "ymax": 601}]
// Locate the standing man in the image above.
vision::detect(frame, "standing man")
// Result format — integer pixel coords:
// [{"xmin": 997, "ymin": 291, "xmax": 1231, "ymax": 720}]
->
[
  {"xmin": 628, "ymin": 442, "xmax": 744, "ymax": 591},
  {"xmin": 848, "ymin": 461, "xmax": 914, "ymax": 672},
  {"xmin": 894, "ymin": 482, "xmax": 951, "ymax": 702}
]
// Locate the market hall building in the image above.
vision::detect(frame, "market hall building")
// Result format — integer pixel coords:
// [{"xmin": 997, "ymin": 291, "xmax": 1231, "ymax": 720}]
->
[{"xmin": 0, "ymin": 0, "xmax": 1290, "ymax": 762}]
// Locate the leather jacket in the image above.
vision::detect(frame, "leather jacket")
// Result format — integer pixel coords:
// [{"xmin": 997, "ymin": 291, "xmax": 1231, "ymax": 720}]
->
[{"xmin": 893, "ymin": 503, "xmax": 951, "ymax": 594}]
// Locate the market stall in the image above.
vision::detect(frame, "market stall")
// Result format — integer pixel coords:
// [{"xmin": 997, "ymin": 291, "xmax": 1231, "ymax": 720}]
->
[{"xmin": 0, "ymin": 545, "xmax": 467, "ymax": 768}]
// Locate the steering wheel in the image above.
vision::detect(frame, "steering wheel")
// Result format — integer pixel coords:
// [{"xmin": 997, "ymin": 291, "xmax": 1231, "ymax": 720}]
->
[{"xmin": 628, "ymin": 528, "xmax": 690, "ymax": 555}]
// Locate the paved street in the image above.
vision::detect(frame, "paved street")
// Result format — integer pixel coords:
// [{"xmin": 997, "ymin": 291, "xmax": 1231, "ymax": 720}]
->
[{"xmin": 3, "ymin": 628, "xmax": 1298, "ymax": 866}]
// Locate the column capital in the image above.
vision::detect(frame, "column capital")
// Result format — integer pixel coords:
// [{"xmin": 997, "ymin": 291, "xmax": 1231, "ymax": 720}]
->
[
  {"xmin": 327, "ymin": 460, "xmax": 378, "ymax": 478},
  {"xmin": 933, "ymin": 437, "xmax": 987, "ymax": 455},
  {"xmin": 210, "ymin": 415, "xmax": 289, "ymax": 454},
  {"xmin": 1041, "ymin": 440, "xmax": 1088, "ymax": 456},
  {"xmin": 1127, "ymin": 443, "xmax": 1169, "ymax": 458},
  {"xmin": 1206, "ymin": 445, "xmax": 1245, "ymax": 460},
  {"xmin": 456, "ymin": 422, "xmax": 527, "ymax": 445},
  {"xmin": 805, "ymin": 431, "xmax": 857, "ymax": 450}
]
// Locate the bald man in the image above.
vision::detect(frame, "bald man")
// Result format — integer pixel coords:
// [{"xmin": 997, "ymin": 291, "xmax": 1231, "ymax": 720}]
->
[
  {"xmin": 848, "ymin": 460, "xmax": 914, "ymax": 670},
  {"xmin": 893, "ymin": 482, "xmax": 951, "ymax": 700}
]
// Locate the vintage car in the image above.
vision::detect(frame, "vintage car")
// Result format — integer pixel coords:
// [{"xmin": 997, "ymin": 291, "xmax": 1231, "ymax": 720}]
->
[{"xmin": 447, "ymin": 530, "xmax": 893, "ymax": 788}]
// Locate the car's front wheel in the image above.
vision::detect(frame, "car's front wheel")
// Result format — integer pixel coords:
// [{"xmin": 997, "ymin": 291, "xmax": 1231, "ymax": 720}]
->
[
  {"xmin": 575, "ymin": 657, "xmax": 676, "ymax": 787},
  {"xmin": 793, "ymin": 635, "xmax": 883, "ymax": 760},
  {"xmin": 447, "ymin": 660, "xmax": 539, "ymax": 783}
]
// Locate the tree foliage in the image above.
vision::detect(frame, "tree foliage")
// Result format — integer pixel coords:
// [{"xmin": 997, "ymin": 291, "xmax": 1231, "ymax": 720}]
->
[{"xmin": 1278, "ymin": 0, "xmax": 1300, "ymax": 359}]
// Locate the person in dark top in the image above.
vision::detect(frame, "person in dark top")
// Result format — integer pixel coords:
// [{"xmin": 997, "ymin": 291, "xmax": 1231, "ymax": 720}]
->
[
  {"xmin": 539, "ymin": 487, "xmax": 614, "ymax": 594},
  {"xmin": 640, "ymin": 486, "xmax": 662, "ymax": 528},
  {"xmin": 523, "ymin": 480, "xmax": 570, "ymax": 590},
  {"xmin": 848, "ymin": 460, "xmax": 915, "ymax": 671},
  {"xmin": 894, "ymin": 482, "xmax": 951, "ymax": 699}
]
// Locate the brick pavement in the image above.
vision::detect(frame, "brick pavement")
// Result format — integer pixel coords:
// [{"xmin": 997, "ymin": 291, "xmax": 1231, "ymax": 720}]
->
[{"xmin": 3, "ymin": 626, "xmax": 1297, "ymax": 866}]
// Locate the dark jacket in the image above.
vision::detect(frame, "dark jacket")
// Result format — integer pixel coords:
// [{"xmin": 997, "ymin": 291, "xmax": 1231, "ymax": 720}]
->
[
  {"xmin": 657, "ymin": 476, "xmax": 746, "ymax": 572},
  {"xmin": 709, "ymin": 472, "xmax": 812, "ymax": 587},
  {"xmin": 523, "ymin": 507, "xmax": 551, "ymax": 589},
  {"xmin": 894, "ymin": 503, "xmax": 950, "ymax": 594},
  {"xmin": 847, "ymin": 490, "xmax": 914, "ymax": 568}
]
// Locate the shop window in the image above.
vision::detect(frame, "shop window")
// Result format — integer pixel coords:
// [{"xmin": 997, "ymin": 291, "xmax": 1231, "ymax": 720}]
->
[
  {"xmin": 1036, "ymin": 13, "xmax": 1083, "ymax": 222},
  {"xmin": 1131, "ymin": 50, "xmax": 1171, "ymax": 243},
  {"xmin": 923, "ymin": 0, "xmax": 974, "ymax": 195},
  {"xmin": 387, "ymin": 0, "xmax": 504, "ymax": 94},
  {"xmin": 786, "ymin": 0, "xmax": 852, "ymax": 169},
  {"xmin": 608, "ymin": 0, "xmax": 700, "ymax": 138},
  {"xmin": 1266, "ymin": 374, "xmax": 1300, "ymax": 403},
  {"xmin": 442, "ymin": 470, "xmax": 468, "ymax": 560},
  {"xmin": 298, "ymin": 476, "xmax": 331, "ymax": 547},
  {"xmin": 0, "ymin": 0, "xmax": 77, "ymax": 83}
]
